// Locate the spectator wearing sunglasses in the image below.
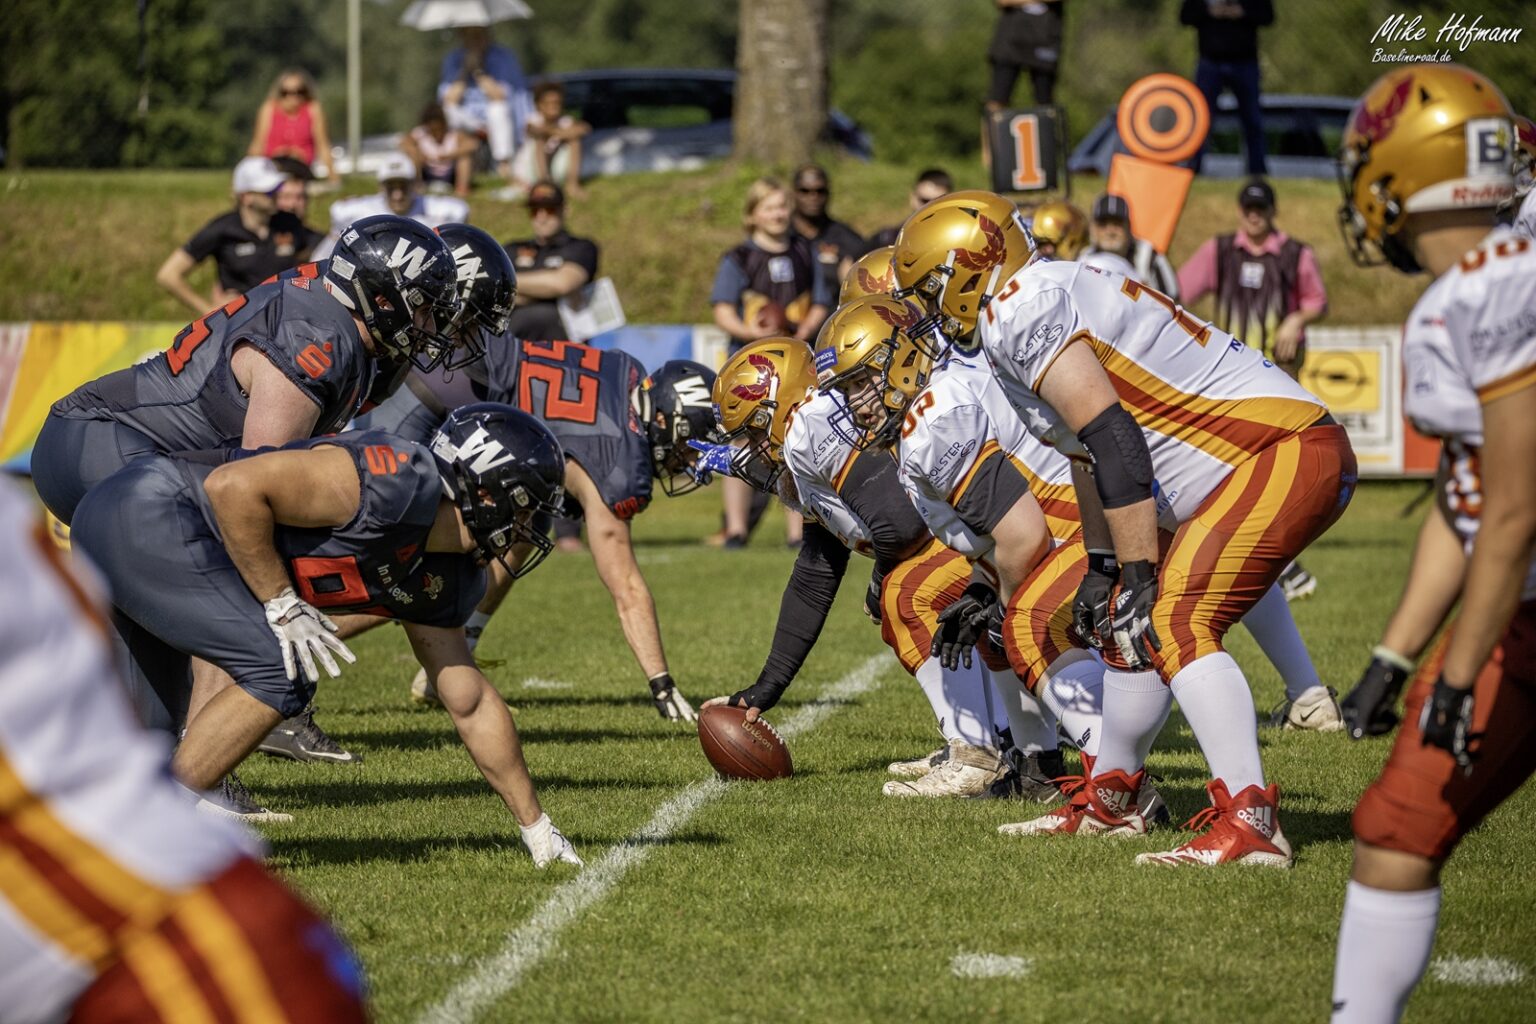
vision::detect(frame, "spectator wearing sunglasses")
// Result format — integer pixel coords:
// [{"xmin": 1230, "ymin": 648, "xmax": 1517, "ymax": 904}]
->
[
  {"xmin": 155, "ymin": 157, "xmax": 322, "ymax": 316},
  {"xmin": 249, "ymin": 69, "xmax": 333, "ymax": 181},
  {"xmin": 790, "ymin": 164, "xmax": 867, "ymax": 285}
]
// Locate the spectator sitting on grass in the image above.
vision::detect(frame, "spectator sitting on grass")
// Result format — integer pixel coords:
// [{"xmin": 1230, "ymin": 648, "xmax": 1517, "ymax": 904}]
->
[
  {"xmin": 402, "ymin": 102, "xmax": 478, "ymax": 198},
  {"xmin": 439, "ymin": 25, "xmax": 532, "ymax": 184},
  {"xmin": 248, "ymin": 68, "xmax": 332, "ymax": 181},
  {"xmin": 509, "ymin": 81, "xmax": 591, "ymax": 201},
  {"xmin": 155, "ymin": 157, "xmax": 321, "ymax": 315},
  {"xmin": 868, "ymin": 168, "xmax": 953, "ymax": 248},
  {"xmin": 317, "ymin": 152, "xmax": 469, "ymax": 258}
]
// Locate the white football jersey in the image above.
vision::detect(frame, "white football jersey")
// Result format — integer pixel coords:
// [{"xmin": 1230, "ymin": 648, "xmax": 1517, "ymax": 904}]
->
[
  {"xmin": 895, "ymin": 352, "xmax": 1084, "ymax": 558},
  {"xmin": 782, "ymin": 389, "xmax": 872, "ymax": 551},
  {"xmin": 977, "ymin": 259, "xmax": 1327, "ymax": 524},
  {"xmin": 1511, "ymin": 188, "xmax": 1536, "ymax": 241},
  {"xmin": 316, "ymin": 193, "xmax": 471, "ymax": 258},
  {"xmin": 1403, "ymin": 226, "xmax": 1536, "ymax": 597},
  {"xmin": 0, "ymin": 483, "xmax": 254, "ymax": 1023}
]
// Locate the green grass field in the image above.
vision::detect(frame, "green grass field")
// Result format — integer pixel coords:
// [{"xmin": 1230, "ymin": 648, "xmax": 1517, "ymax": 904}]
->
[{"xmin": 224, "ymin": 481, "xmax": 1536, "ymax": 1023}]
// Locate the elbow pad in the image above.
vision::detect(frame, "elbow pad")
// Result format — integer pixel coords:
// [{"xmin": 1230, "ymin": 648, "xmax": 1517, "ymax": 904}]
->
[{"xmin": 1077, "ymin": 404, "xmax": 1153, "ymax": 510}]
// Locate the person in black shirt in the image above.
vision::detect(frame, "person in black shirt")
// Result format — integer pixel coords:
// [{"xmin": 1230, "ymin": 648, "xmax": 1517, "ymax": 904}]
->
[
  {"xmin": 791, "ymin": 164, "xmax": 867, "ymax": 284},
  {"xmin": 1181, "ymin": 0, "xmax": 1275, "ymax": 175},
  {"xmin": 155, "ymin": 157, "xmax": 322, "ymax": 316},
  {"xmin": 503, "ymin": 181, "xmax": 599, "ymax": 342},
  {"xmin": 986, "ymin": 0, "xmax": 1066, "ymax": 110}
]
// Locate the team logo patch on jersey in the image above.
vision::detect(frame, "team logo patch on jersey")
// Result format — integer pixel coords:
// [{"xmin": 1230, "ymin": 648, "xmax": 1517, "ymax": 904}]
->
[
  {"xmin": 953, "ymin": 214, "xmax": 1007, "ymax": 271},
  {"xmin": 1352, "ymin": 75, "xmax": 1412, "ymax": 143},
  {"xmin": 731, "ymin": 353, "xmax": 777, "ymax": 401},
  {"xmin": 422, "ymin": 573, "xmax": 444, "ymax": 599}
]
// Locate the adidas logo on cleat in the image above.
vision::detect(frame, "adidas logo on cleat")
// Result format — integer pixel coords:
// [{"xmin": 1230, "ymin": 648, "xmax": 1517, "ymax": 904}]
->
[
  {"xmin": 1237, "ymin": 805, "xmax": 1275, "ymax": 840},
  {"xmin": 1094, "ymin": 785, "xmax": 1132, "ymax": 817}
]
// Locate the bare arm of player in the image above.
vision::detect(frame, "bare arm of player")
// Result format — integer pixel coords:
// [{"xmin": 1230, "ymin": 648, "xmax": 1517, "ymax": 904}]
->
[
  {"xmin": 406, "ymin": 622, "xmax": 544, "ymax": 827},
  {"xmin": 565, "ymin": 460, "xmax": 669, "ymax": 679},
  {"xmin": 232, "ymin": 343, "xmax": 323, "ymax": 449},
  {"xmin": 155, "ymin": 248, "xmax": 218, "ymax": 316},
  {"xmin": 990, "ymin": 496, "xmax": 1051, "ymax": 602},
  {"xmin": 1438, "ymin": 387, "xmax": 1536, "ymax": 688},
  {"xmin": 1037, "ymin": 340, "xmax": 1159, "ymax": 565},
  {"xmin": 203, "ymin": 446, "xmax": 362, "ymax": 603},
  {"xmin": 515, "ymin": 263, "xmax": 590, "ymax": 301},
  {"xmin": 1379, "ymin": 507, "xmax": 1467, "ymax": 660}
]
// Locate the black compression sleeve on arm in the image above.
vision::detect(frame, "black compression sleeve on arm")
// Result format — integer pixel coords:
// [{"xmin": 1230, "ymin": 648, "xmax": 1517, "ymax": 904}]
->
[
  {"xmin": 751, "ymin": 521, "xmax": 853, "ymax": 693},
  {"xmin": 1077, "ymin": 404, "xmax": 1154, "ymax": 510},
  {"xmin": 954, "ymin": 449, "xmax": 1033, "ymax": 537}
]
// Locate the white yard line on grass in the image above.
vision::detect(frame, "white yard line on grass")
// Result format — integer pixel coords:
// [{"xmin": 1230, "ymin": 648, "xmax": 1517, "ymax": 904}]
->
[
  {"xmin": 1429, "ymin": 955, "xmax": 1526, "ymax": 987},
  {"xmin": 416, "ymin": 654, "xmax": 890, "ymax": 1024},
  {"xmin": 520, "ymin": 678, "xmax": 574, "ymax": 690},
  {"xmin": 950, "ymin": 953, "xmax": 1032, "ymax": 979}
]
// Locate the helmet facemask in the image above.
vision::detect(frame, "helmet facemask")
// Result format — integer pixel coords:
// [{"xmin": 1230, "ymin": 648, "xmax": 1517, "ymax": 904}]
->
[
  {"xmin": 451, "ymin": 463, "xmax": 562, "ymax": 580},
  {"xmin": 821, "ymin": 317, "xmax": 942, "ymax": 451},
  {"xmin": 719, "ymin": 401, "xmax": 786, "ymax": 493}
]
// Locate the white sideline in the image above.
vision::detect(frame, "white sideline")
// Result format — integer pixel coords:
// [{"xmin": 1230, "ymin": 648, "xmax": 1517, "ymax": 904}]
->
[
  {"xmin": 1429, "ymin": 955, "xmax": 1526, "ymax": 987},
  {"xmin": 950, "ymin": 952, "xmax": 1032, "ymax": 980},
  {"xmin": 416, "ymin": 654, "xmax": 890, "ymax": 1024}
]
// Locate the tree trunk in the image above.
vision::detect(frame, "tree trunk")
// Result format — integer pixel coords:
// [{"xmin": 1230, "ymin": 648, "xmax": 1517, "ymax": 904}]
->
[{"xmin": 733, "ymin": 0, "xmax": 828, "ymax": 166}]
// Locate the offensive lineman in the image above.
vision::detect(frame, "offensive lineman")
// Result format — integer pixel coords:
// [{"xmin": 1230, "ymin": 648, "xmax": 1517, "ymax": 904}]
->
[
  {"xmin": 890, "ymin": 191, "xmax": 1356, "ymax": 864},
  {"xmin": 1330, "ymin": 65, "xmax": 1536, "ymax": 1022},
  {"xmin": 69, "ymin": 405, "xmax": 582, "ymax": 866}
]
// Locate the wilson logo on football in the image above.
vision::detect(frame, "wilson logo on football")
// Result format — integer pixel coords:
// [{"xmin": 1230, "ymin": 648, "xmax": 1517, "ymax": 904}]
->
[
  {"xmin": 953, "ymin": 214, "xmax": 1007, "ymax": 271},
  {"xmin": 730, "ymin": 353, "xmax": 777, "ymax": 401},
  {"xmin": 1352, "ymin": 75, "xmax": 1412, "ymax": 143}
]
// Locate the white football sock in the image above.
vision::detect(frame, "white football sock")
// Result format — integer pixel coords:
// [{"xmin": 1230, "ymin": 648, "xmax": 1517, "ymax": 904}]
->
[
  {"xmin": 1093, "ymin": 668, "xmax": 1171, "ymax": 775},
  {"xmin": 1241, "ymin": 583, "xmax": 1322, "ymax": 700},
  {"xmin": 1036, "ymin": 650, "xmax": 1104, "ymax": 758},
  {"xmin": 464, "ymin": 610, "xmax": 493, "ymax": 655},
  {"xmin": 1331, "ymin": 882, "xmax": 1440, "ymax": 1023},
  {"xmin": 915, "ymin": 657, "xmax": 995, "ymax": 749},
  {"xmin": 987, "ymin": 667, "xmax": 1056, "ymax": 754},
  {"xmin": 1169, "ymin": 652, "xmax": 1264, "ymax": 791}
]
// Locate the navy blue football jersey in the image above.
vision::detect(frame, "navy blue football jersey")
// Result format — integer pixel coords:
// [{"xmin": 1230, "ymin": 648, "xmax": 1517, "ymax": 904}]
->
[
  {"xmin": 54, "ymin": 270, "xmax": 374, "ymax": 454},
  {"xmin": 482, "ymin": 336, "xmax": 653, "ymax": 520},
  {"xmin": 191, "ymin": 431, "xmax": 485, "ymax": 627}
]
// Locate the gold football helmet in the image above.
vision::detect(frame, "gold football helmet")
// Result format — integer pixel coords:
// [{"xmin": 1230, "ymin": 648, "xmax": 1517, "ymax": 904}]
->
[
  {"xmin": 814, "ymin": 295, "xmax": 941, "ymax": 451},
  {"xmin": 1338, "ymin": 63, "xmax": 1514, "ymax": 273},
  {"xmin": 839, "ymin": 246, "xmax": 897, "ymax": 305},
  {"xmin": 890, "ymin": 189, "xmax": 1034, "ymax": 340},
  {"xmin": 712, "ymin": 338, "xmax": 818, "ymax": 491},
  {"xmin": 1029, "ymin": 201, "xmax": 1089, "ymax": 261}
]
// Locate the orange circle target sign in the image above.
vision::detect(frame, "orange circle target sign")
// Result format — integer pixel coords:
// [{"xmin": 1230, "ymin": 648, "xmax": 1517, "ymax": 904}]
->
[{"xmin": 1117, "ymin": 73, "xmax": 1210, "ymax": 165}]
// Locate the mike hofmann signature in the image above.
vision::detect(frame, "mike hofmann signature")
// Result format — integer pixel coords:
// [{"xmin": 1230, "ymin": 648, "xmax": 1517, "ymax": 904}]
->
[{"xmin": 1374, "ymin": 12, "xmax": 1522, "ymax": 49}]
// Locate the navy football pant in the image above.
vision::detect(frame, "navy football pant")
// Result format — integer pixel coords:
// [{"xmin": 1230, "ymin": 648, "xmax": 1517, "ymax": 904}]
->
[{"xmin": 31, "ymin": 412, "xmax": 160, "ymax": 525}]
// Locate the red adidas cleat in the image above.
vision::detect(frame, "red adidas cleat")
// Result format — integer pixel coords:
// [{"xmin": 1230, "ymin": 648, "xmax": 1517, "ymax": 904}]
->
[
  {"xmin": 1135, "ymin": 779, "xmax": 1294, "ymax": 868},
  {"xmin": 999, "ymin": 760, "xmax": 1167, "ymax": 837}
]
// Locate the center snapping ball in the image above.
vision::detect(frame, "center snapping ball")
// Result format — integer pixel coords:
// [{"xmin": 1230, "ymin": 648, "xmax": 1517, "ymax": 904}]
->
[{"xmin": 698, "ymin": 705, "xmax": 793, "ymax": 780}]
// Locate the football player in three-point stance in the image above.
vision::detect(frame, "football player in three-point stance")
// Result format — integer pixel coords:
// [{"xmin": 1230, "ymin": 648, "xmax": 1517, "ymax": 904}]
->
[
  {"xmin": 1330, "ymin": 64, "xmax": 1536, "ymax": 1023},
  {"xmin": 697, "ymin": 334, "xmax": 1065, "ymax": 799},
  {"xmin": 69, "ymin": 404, "xmax": 582, "ymax": 867},
  {"xmin": 889, "ymin": 190, "xmax": 1356, "ymax": 866},
  {"xmin": 0, "ymin": 480, "xmax": 370, "ymax": 1023}
]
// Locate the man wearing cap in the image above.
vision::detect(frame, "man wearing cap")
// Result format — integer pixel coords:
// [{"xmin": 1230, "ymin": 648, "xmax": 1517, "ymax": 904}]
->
[
  {"xmin": 1177, "ymin": 178, "xmax": 1326, "ymax": 379},
  {"xmin": 1178, "ymin": 177, "xmax": 1328, "ymax": 601},
  {"xmin": 155, "ymin": 157, "xmax": 323, "ymax": 315},
  {"xmin": 503, "ymin": 181, "xmax": 600, "ymax": 343},
  {"xmin": 1080, "ymin": 193, "xmax": 1180, "ymax": 298},
  {"xmin": 318, "ymin": 152, "xmax": 470, "ymax": 258}
]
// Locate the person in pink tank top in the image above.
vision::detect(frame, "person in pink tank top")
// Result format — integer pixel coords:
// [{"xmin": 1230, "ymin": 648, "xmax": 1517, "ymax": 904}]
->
[{"xmin": 249, "ymin": 68, "xmax": 333, "ymax": 180}]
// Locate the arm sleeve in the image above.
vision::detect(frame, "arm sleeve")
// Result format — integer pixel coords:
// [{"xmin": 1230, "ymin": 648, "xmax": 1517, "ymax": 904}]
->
[
  {"xmin": 953, "ymin": 449, "xmax": 1033, "ymax": 538},
  {"xmin": 1176, "ymin": 237, "xmax": 1218, "ymax": 305},
  {"xmin": 1295, "ymin": 244, "xmax": 1328, "ymax": 314},
  {"xmin": 750, "ymin": 521, "xmax": 852, "ymax": 692},
  {"xmin": 182, "ymin": 218, "xmax": 223, "ymax": 262},
  {"xmin": 709, "ymin": 255, "xmax": 747, "ymax": 306}
]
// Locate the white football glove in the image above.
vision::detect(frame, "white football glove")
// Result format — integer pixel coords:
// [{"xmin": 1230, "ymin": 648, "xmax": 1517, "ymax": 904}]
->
[
  {"xmin": 519, "ymin": 812, "xmax": 583, "ymax": 869},
  {"xmin": 263, "ymin": 586, "xmax": 356, "ymax": 683},
  {"xmin": 649, "ymin": 673, "xmax": 697, "ymax": 723}
]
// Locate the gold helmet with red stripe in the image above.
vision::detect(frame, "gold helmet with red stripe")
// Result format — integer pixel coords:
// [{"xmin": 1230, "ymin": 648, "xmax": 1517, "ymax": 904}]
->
[
  {"xmin": 1029, "ymin": 201, "xmax": 1089, "ymax": 261},
  {"xmin": 711, "ymin": 337, "xmax": 818, "ymax": 491},
  {"xmin": 891, "ymin": 189, "xmax": 1034, "ymax": 340},
  {"xmin": 813, "ymin": 295, "xmax": 941, "ymax": 451},
  {"xmin": 1338, "ymin": 63, "xmax": 1515, "ymax": 273},
  {"xmin": 839, "ymin": 246, "xmax": 897, "ymax": 305}
]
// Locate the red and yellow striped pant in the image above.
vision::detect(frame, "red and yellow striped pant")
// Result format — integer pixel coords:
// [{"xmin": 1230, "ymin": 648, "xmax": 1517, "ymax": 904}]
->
[
  {"xmin": 880, "ymin": 540, "xmax": 1010, "ymax": 675},
  {"xmin": 1002, "ymin": 533, "xmax": 1089, "ymax": 693}
]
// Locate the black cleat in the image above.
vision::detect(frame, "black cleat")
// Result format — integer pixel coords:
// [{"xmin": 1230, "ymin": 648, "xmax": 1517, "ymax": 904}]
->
[
  {"xmin": 258, "ymin": 706, "xmax": 362, "ymax": 764},
  {"xmin": 195, "ymin": 772, "xmax": 293, "ymax": 824}
]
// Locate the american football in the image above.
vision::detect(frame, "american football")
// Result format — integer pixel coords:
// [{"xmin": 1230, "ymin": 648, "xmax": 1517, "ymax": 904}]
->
[
  {"xmin": 698, "ymin": 704, "xmax": 793, "ymax": 780},
  {"xmin": 4, "ymin": 1, "xmax": 1536, "ymax": 1021}
]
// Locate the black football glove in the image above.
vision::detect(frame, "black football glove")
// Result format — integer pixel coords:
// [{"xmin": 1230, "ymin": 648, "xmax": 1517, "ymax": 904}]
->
[
  {"xmin": 1340, "ymin": 651, "xmax": 1413, "ymax": 740},
  {"xmin": 649, "ymin": 673, "xmax": 697, "ymax": 723},
  {"xmin": 931, "ymin": 582, "xmax": 999, "ymax": 671},
  {"xmin": 1110, "ymin": 560, "xmax": 1162, "ymax": 669},
  {"xmin": 864, "ymin": 575, "xmax": 883, "ymax": 625},
  {"xmin": 1071, "ymin": 550, "xmax": 1118, "ymax": 649},
  {"xmin": 727, "ymin": 678, "xmax": 789, "ymax": 715},
  {"xmin": 1420, "ymin": 676, "xmax": 1478, "ymax": 774}
]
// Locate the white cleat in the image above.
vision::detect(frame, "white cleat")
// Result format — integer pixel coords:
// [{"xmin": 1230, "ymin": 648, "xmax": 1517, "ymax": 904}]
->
[
  {"xmin": 195, "ymin": 773, "xmax": 293, "ymax": 825},
  {"xmin": 883, "ymin": 743, "xmax": 1008, "ymax": 798},
  {"xmin": 1272, "ymin": 685, "xmax": 1344, "ymax": 733},
  {"xmin": 887, "ymin": 745, "xmax": 948, "ymax": 779}
]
